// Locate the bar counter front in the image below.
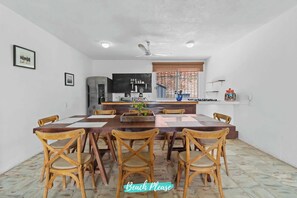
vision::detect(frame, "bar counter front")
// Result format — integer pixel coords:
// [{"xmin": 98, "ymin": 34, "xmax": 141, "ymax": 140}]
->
[{"xmin": 102, "ymin": 101, "xmax": 198, "ymax": 114}]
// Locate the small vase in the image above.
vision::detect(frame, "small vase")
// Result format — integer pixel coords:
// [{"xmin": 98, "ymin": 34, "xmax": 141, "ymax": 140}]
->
[{"xmin": 176, "ymin": 94, "xmax": 183, "ymax": 101}]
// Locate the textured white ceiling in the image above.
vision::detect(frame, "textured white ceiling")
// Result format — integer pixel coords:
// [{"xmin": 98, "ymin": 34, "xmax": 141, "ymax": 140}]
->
[{"xmin": 1, "ymin": 0, "xmax": 297, "ymax": 60}]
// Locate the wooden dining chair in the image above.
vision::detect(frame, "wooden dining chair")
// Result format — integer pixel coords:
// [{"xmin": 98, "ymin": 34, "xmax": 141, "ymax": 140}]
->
[
  {"xmin": 128, "ymin": 109, "xmax": 153, "ymax": 148},
  {"xmin": 112, "ymin": 128, "xmax": 159, "ymax": 198},
  {"xmin": 213, "ymin": 113, "xmax": 231, "ymax": 124},
  {"xmin": 94, "ymin": 109, "xmax": 116, "ymax": 115},
  {"xmin": 93, "ymin": 109, "xmax": 117, "ymax": 161},
  {"xmin": 176, "ymin": 128, "xmax": 229, "ymax": 198},
  {"xmin": 161, "ymin": 109, "xmax": 186, "ymax": 151},
  {"xmin": 38, "ymin": 115, "xmax": 77, "ymax": 182},
  {"xmin": 35, "ymin": 129, "xmax": 96, "ymax": 198},
  {"xmin": 200, "ymin": 113, "xmax": 231, "ymax": 176}
]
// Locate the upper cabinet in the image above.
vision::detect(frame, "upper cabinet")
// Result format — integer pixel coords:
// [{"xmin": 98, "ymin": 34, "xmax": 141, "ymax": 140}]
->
[{"xmin": 112, "ymin": 73, "xmax": 152, "ymax": 93}]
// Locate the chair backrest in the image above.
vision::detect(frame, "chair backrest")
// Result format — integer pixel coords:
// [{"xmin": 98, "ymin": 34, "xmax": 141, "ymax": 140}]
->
[
  {"xmin": 163, "ymin": 109, "xmax": 185, "ymax": 114},
  {"xmin": 213, "ymin": 113, "xmax": 231, "ymax": 124},
  {"xmin": 94, "ymin": 109, "xmax": 116, "ymax": 115},
  {"xmin": 35, "ymin": 129, "xmax": 85, "ymax": 168},
  {"xmin": 38, "ymin": 115, "xmax": 59, "ymax": 127},
  {"xmin": 182, "ymin": 128, "xmax": 229, "ymax": 166},
  {"xmin": 112, "ymin": 128, "xmax": 159, "ymax": 166}
]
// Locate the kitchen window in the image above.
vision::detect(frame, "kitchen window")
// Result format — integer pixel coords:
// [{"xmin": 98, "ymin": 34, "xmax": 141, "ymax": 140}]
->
[
  {"xmin": 153, "ymin": 62, "xmax": 204, "ymax": 99},
  {"xmin": 156, "ymin": 71, "xmax": 199, "ymax": 98}
]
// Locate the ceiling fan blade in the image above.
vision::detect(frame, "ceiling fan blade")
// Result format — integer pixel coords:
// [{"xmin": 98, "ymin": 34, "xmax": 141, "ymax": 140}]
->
[
  {"xmin": 138, "ymin": 44, "xmax": 148, "ymax": 52},
  {"xmin": 136, "ymin": 53, "xmax": 152, "ymax": 57}
]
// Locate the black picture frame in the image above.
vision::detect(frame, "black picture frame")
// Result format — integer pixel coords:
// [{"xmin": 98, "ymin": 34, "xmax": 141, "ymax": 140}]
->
[
  {"xmin": 65, "ymin": 72, "xmax": 74, "ymax": 86},
  {"xmin": 13, "ymin": 45, "xmax": 36, "ymax": 69}
]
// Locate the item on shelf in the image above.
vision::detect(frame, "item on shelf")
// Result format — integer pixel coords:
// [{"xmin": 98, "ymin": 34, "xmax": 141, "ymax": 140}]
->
[
  {"xmin": 175, "ymin": 90, "xmax": 183, "ymax": 101},
  {"xmin": 188, "ymin": 98, "xmax": 218, "ymax": 102},
  {"xmin": 225, "ymin": 88, "xmax": 236, "ymax": 101}
]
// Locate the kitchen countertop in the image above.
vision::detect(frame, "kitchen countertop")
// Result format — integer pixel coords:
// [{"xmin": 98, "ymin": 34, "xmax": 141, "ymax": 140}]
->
[
  {"xmin": 102, "ymin": 101, "xmax": 198, "ymax": 105},
  {"xmin": 102, "ymin": 100, "xmax": 239, "ymax": 105},
  {"xmin": 198, "ymin": 101, "xmax": 240, "ymax": 105}
]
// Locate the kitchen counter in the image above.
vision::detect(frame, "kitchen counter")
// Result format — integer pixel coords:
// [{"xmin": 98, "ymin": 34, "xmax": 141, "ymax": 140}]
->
[
  {"xmin": 102, "ymin": 101, "xmax": 198, "ymax": 105},
  {"xmin": 197, "ymin": 101, "xmax": 240, "ymax": 105},
  {"xmin": 102, "ymin": 101, "xmax": 197, "ymax": 114}
]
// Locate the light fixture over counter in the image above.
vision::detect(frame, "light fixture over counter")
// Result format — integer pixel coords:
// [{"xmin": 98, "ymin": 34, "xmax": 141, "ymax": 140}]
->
[
  {"xmin": 99, "ymin": 41, "xmax": 111, "ymax": 48},
  {"xmin": 185, "ymin": 40, "xmax": 195, "ymax": 48}
]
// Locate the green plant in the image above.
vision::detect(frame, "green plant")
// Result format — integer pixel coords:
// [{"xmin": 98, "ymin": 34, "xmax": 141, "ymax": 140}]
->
[{"xmin": 133, "ymin": 101, "xmax": 146, "ymax": 115}]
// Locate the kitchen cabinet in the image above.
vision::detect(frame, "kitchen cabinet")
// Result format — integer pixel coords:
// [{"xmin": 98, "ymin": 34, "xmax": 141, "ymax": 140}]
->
[{"xmin": 112, "ymin": 73, "xmax": 152, "ymax": 93}]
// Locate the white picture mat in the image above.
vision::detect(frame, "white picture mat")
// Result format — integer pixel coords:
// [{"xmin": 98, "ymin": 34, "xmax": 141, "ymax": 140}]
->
[
  {"xmin": 55, "ymin": 117, "xmax": 84, "ymax": 124},
  {"xmin": 67, "ymin": 122, "xmax": 107, "ymax": 128},
  {"xmin": 88, "ymin": 115, "xmax": 116, "ymax": 119},
  {"xmin": 15, "ymin": 46, "xmax": 35, "ymax": 68}
]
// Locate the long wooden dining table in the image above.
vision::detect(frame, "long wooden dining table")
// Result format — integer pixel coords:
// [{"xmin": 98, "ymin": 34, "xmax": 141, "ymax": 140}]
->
[{"xmin": 33, "ymin": 114, "xmax": 236, "ymax": 185}]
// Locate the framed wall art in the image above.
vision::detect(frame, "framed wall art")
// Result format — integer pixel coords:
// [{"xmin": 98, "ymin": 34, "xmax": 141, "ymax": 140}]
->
[
  {"xmin": 13, "ymin": 45, "xmax": 36, "ymax": 69},
  {"xmin": 65, "ymin": 72, "xmax": 74, "ymax": 86}
]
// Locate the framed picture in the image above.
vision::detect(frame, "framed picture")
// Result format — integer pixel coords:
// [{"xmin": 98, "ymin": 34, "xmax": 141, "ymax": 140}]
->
[
  {"xmin": 13, "ymin": 45, "xmax": 36, "ymax": 69},
  {"xmin": 64, "ymin": 73, "xmax": 74, "ymax": 86}
]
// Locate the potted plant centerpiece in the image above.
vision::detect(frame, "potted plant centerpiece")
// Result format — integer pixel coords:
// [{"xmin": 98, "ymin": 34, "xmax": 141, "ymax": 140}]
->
[
  {"xmin": 132, "ymin": 101, "xmax": 148, "ymax": 116},
  {"xmin": 120, "ymin": 101, "xmax": 155, "ymax": 122}
]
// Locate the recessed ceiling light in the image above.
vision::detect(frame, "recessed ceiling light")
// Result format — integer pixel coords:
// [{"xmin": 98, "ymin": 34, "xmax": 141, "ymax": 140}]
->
[
  {"xmin": 100, "ymin": 41, "xmax": 111, "ymax": 48},
  {"xmin": 186, "ymin": 40, "xmax": 195, "ymax": 48}
]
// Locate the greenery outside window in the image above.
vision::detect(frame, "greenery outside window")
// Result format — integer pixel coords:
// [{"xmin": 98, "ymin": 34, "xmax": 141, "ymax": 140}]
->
[
  {"xmin": 156, "ymin": 71, "xmax": 199, "ymax": 98},
  {"xmin": 153, "ymin": 62, "xmax": 203, "ymax": 99}
]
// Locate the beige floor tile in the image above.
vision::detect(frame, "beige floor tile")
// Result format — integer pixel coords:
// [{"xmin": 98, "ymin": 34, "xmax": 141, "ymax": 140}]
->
[{"xmin": 1, "ymin": 140, "xmax": 297, "ymax": 198}]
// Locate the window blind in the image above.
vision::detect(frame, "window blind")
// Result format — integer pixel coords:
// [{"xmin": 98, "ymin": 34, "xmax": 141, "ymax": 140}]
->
[{"xmin": 152, "ymin": 62, "xmax": 204, "ymax": 72}]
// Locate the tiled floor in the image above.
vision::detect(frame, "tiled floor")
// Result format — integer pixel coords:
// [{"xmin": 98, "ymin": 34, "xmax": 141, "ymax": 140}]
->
[{"xmin": 1, "ymin": 140, "xmax": 297, "ymax": 198}]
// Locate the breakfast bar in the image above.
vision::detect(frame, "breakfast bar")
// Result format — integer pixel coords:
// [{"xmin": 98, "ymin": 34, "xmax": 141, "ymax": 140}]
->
[{"xmin": 102, "ymin": 101, "xmax": 198, "ymax": 114}]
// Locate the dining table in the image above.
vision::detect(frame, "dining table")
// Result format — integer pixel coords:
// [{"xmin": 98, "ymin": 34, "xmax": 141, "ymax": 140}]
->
[{"xmin": 33, "ymin": 114, "xmax": 237, "ymax": 185}]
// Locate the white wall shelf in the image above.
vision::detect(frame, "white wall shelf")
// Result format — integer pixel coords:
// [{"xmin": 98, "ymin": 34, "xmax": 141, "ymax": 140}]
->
[
  {"xmin": 208, "ymin": 79, "xmax": 225, "ymax": 85},
  {"xmin": 205, "ymin": 90, "xmax": 219, "ymax": 93},
  {"xmin": 206, "ymin": 79, "xmax": 225, "ymax": 94}
]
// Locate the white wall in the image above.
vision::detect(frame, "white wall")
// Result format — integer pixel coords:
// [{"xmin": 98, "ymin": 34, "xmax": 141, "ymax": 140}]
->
[
  {"xmin": 92, "ymin": 60, "xmax": 206, "ymax": 101},
  {"xmin": 0, "ymin": 4, "xmax": 91, "ymax": 173},
  {"xmin": 206, "ymin": 6, "xmax": 297, "ymax": 167}
]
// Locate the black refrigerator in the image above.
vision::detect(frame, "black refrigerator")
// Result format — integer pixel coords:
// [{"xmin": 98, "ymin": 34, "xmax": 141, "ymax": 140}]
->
[{"xmin": 87, "ymin": 76, "xmax": 112, "ymax": 115}]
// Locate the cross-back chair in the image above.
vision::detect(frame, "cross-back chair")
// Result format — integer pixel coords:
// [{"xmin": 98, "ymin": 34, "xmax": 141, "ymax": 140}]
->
[
  {"xmin": 128, "ymin": 109, "xmax": 153, "ymax": 148},
  {"xmin": 92, "ymin": 109, "xmax": 117, "ymax": 161},
  {"xmin": 38, "ymin": 115, "xmax": 77, "ymax": 182},
  {"xmin": 94, "ymin": 109, "xmax": 116, "ymax": 115},
  {"xmin": 176, "ymin": 128, "xmax": 229, "ymax": 198},
  {"xmin": 213, "ymin": 113, "xmax": 231, "ymax": 124},
  {"xmin": 112, "ymin": 128, "xmax": 159, "ymax": 198},
  {"xmin": 161, "ymin": 109, "xmax": 186, "ymax": 151},
  {"xmin": 35, "ymin": 129, "xmax": 96, "ymax": 198},
  {"xmin": 200, "ymin": 113, "xmax": 231, "ymax": 175}
]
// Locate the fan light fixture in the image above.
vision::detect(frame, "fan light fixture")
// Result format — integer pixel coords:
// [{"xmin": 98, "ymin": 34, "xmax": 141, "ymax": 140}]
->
[
  {"xmin": 100, "ymin": 41, "xmax": 111, "ymax": 48},
  {"xmin": 186, "ymin": 40, "xmax": 195, "ymax": 48}
]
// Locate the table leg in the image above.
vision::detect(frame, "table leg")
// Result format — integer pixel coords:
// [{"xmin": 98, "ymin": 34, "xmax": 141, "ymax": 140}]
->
[
  {"xmin": 106, "ymin": 132, "xmax": 117, "ymax": 162},
  {"xmin": 81, "ymin": 132, "xmax": 88, "ymax": 153},
  {"xmin": 167, "ymin": 131, "xmax": 177, "ymax": 161},
  {"xmin": 207, "ymin": 174, "xmax": 211, "ymax": 182},
  {"xmin": 89, "ymin": 133, "xmax": 109, "ymax": 185}
]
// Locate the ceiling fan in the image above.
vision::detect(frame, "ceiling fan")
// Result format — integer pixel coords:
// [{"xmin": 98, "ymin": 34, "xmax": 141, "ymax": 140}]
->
[{"xmin": 137, "ymin": 41, "xmax": 171, "ymax": 57}]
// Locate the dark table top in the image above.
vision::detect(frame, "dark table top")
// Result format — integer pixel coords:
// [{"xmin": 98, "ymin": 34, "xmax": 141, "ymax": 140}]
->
[{"xmin": 33, "ymin": 114, "xmax": 236, "ymax": 138}]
